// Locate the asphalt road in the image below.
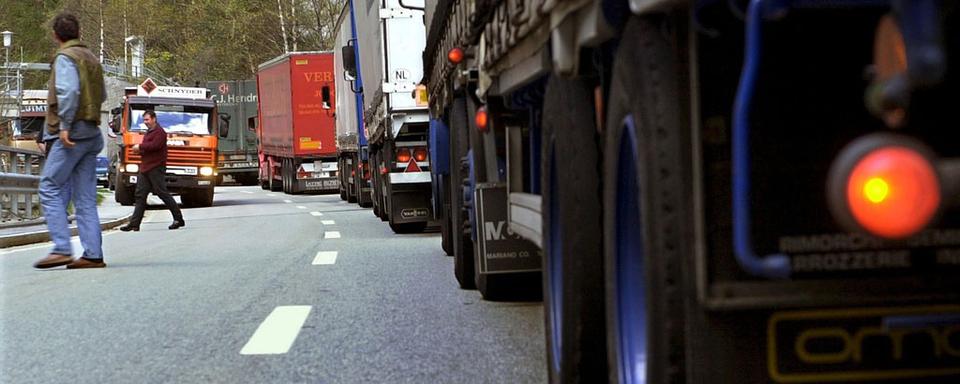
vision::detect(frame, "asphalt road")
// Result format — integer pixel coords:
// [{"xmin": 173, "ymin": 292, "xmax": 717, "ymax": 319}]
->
[{"xmin": 0, "ymin": 186, "xmax": 546, "ymax": 383}]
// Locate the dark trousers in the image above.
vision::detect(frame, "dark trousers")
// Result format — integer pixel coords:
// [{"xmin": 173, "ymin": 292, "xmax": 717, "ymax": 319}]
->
[{"xmin": 130, "ymin": 166, "xmax": 183, "ymax": 226}]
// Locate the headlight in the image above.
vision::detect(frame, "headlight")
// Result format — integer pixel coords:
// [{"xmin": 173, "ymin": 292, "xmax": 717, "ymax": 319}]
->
[
  {"xmin": 124, "ymin": 163, "xmax": 139, "ymax": 173},
  {"xmin": 200, "ymin": 166, "xmax": 215, "ymax": 176}
]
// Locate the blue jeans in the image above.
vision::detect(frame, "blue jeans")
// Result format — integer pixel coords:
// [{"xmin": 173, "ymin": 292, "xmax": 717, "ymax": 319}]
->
[{"xmin": 39, "ymin": 136, "xmax": 105, "ymax": 259}]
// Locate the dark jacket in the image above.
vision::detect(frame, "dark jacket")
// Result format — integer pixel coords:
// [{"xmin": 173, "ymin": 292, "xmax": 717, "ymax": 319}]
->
[{"xmin": 139, "ymin": 124, "xmax": 167, "ymax": 173}]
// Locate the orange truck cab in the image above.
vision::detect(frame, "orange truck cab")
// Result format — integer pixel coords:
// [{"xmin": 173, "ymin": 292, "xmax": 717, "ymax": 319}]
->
[{"xmin": 113, "ymin": 80, "xmax": 228, "ymax": 208}]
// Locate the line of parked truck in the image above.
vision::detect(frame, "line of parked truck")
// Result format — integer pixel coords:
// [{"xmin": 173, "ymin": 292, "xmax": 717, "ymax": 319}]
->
[
  {"xmin": 30, "ymin": 0, "xmax": 956, "ymax": 381},
  {"xmin": 328, "ymin": 0, "xmax": 959, "ymax": 383}
]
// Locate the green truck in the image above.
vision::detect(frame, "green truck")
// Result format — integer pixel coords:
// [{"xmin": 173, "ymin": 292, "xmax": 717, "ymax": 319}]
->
[{"xmin": 207, "ymin": 80, "xmax": 259, "ymax": 185}]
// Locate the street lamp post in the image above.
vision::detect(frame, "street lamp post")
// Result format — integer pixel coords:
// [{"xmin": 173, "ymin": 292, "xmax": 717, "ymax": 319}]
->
[{"xmin": 2, "ymin": 31, "xmax": 12, "ymax": 97}]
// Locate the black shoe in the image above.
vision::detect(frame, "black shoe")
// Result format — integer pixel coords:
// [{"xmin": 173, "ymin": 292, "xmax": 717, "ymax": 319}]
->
[
  {"xmin": 168, "ymin": 220, "xmax": 185, "ymax": 230},
  {"xmin": 119, "ymin": 224, "xmax": 139, "ymax": 232}
]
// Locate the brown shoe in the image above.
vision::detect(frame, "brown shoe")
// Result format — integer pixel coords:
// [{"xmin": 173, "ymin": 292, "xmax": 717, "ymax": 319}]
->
[
  {"xmin": 33, "ymin": 254, "xmax": 73, "ymax": 269},
  {"xmin": 66, "ymin": 257, "xmax": 106, "ymax": 269}
]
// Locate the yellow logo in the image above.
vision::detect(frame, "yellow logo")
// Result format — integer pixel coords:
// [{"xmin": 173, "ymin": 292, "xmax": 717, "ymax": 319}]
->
[{"xmin": 768, "ymin": 305, "xmax": 960, "ymax": 383}]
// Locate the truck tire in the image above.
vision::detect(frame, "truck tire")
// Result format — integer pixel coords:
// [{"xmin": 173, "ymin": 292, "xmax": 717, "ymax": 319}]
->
[
  {"xmin": 449, "ymin": 96, "xmax": 475, "ymax": 289},
  {"xmin": 541, "ymin": 75, "xmax": 607, "ymax": 382},
  {"xmin": 239, "ymin": 173, "xmax": 258, "ymax": 186},
  {"xmin": 115, "ymin": 174, "xmax": 134, "ymax": 206},
  {"xmin": 376, "ymin": 152, "xmax": 389, "ymax": 221},
  {"xmin": 371, "ymin": 152, "xmax": 383, "ymax": 217},
  {"xmin": 338, "ymin": 158, "xmax": 348, "ymax": 200},
  {"xmin": 289, "ymin": 159, "xmax": 303, "ymax": 195},
  {"xmin": 282, "ymin": 158, "xmax": 292, "ymax": 194},
  {"xmin": 195, "ymin": 188, "xmax": 215, "ymax": 207},
  {"xmin": 268, "ymin": 160, "xmax": 282, "ymax": 192},
  {"xmin": 260, "ymin": 170, "xmax": 270, "ymax": 190},
  {"xmin": 440, "ymin": 178, "xmax": 453, "ymax": 256},
  {"xmin": 603, "ymin": 14, "xmax": 690, "ymax": 384},
  {"xmin": 347, "ymin": 171, "xmax": 358, "ymax": 203},
  {"xmin": 180, "ymin": 191, "xmax": 195, "ymax": 208}
]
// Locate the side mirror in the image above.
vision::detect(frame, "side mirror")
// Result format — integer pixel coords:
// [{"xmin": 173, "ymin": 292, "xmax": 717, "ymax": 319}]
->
[
  {"xmin": 110, "ymin": 107, "xmax": 122, "ymax": 116},
  {"xmin": 341, "ymin": 42, "xmax": 357, "ymax": 80},
  {"xmin": 321, "ymin": 86, "xmax": 332, "ymax": 110},
  {"xmin": 219, "ymin": 113, "xmax": 230, "ymax": 138}
]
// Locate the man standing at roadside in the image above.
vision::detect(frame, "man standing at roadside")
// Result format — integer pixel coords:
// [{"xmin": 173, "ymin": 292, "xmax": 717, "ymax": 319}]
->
[
  {"xmin": 119, "ymin": 111, "xmax": 185, "ymax": 232},
  {"xmin": 33, "ymin": 13, "xmax": 107, "ymax": 269}
]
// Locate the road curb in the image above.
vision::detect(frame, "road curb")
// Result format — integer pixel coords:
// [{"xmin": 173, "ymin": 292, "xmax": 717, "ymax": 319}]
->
[{"xmin": 0, "ymin": 213, "xmax": 133, "ymax": 249}]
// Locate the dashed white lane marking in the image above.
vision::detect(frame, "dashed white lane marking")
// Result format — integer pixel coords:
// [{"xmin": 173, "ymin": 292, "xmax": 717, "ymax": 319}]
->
[
  {"xmin": 241, "ymin": 191, "xmax": 254, "ymax": 194},
  {"xmin": 321, "ymin": 220, "xmax": 335, "ymax": 225},
  {"xmin": 324, "ymin": 231, "xmax": 341, "ymax": 239},
  {"xmin": 312, "ymin": 251, "xmax": 338, "ymax": 265},
  {"xmin": 283, "ymin": 199, "xmax": 293, "ymax": 204},
  {"xmin": 296, "ymin": 206, "xmax": 307, "ymax": 209},
  {"xmin": 266, "ymin": 193, "xmax": 276, "ymax": 197},
  {"xmin": 310, "ymin": 211, "xmax": 323, "ymax": 217},
  {"xmin": 0, "ymin": 231, "xmax": 120, "ymax": 255},
  {"xmin": 240, "ymin": 306, "xmax": 312, "ymax": 355}
]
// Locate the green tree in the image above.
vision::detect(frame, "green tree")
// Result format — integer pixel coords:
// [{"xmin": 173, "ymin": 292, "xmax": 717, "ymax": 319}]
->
[{"xmin": 0, "ymin": 0, "xmax": 345, "ymax": 87}]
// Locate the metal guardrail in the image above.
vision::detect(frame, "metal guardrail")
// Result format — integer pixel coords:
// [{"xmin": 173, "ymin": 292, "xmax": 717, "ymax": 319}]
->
[{"xmin": 0, "ymin": 145, "xmax": 44, "ymax": 222}]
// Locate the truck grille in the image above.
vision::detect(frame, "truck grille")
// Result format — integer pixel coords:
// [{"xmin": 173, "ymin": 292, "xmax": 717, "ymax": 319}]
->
[{"xmin": 125, "ymin": 147, "xmax": 215, "ymax": 166}]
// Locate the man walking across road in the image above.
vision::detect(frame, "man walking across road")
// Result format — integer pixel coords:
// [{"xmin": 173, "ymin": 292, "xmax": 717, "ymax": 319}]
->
[
  {"xmin": 33, "ymin": 13, "xmax": 107, "ymax": 269},
  {"xmin": 119, "ymin": 111, "xmax": 185, "ymax": 232}
]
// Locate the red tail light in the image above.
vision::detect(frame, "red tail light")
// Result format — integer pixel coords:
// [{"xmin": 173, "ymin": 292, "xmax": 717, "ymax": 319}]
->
[
  {"xmin": 448, "ymin": 48, "xmax": 464, "ymax": 64},
  {"xmin": 846, "ymin": 147, "xmax": 940, "ymax": 238},
  {"xmin": 396, "ymin": 148, "xmax": 412, "ymax": 163},
  {"xmin": 475, "ymin": 107, "xmax": 489, "ymax": 133},
  {"xmin": 829, "ymin": 134, "xmax": 941, "ymax": 239},
  {"xmin": 414, "ymin": 147, "xmax": 428, "ymax": 162}
]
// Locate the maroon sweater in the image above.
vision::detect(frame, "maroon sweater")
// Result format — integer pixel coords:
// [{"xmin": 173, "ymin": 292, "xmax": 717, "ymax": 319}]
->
[{"xmin": 139, "ymin": 124, "xmax": 167, "ymax": 173}]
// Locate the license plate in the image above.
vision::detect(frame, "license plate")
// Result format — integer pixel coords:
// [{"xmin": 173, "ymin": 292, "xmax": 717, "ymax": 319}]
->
[
  {"xmin": 768, "ymin": 305, "xmax": 960, "ymax": 383},
  {"xmin": 306, "ymin": 180, "xmax": 338, "ymax": 188},
  {"xmin": 198, "ymin": 180, "xmax": 211, "ymax": 185},
  {"xmin": 167, "ymin": 140, "xmax": 185, "ymax": 146},
  {"xmin": 166, "ymin": 166, "xmax": 198, "ymax": 175}
]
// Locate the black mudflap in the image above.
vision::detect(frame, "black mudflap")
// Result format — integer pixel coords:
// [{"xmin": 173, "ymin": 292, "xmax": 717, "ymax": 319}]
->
[
  {"xmin": 474, "ymin": 183, "xmax": 542, "ymax": 300},
  {"xmin": 389, "ymin": 185, "xmax": 432, "ymax": 224}
]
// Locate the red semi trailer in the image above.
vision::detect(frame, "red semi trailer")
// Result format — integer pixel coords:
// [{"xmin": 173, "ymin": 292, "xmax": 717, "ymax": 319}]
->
[{"xmin": 256, "ymin": 51, "xmax": 339, "ymax": 194}]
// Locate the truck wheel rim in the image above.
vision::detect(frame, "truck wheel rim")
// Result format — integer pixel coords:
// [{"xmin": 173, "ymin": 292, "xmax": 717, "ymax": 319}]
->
[
  {"xmin": 548, "ymin": 145, "xmax": 563, "ymax": 373},
  {"xmin": 615, "ymin": 116, "xmax": 648, "ymax": 384}
]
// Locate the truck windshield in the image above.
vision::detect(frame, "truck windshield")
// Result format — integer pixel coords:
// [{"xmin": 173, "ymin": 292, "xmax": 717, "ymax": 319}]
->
[{"xmin": 129, "ymin": 104, "xmax": 213, "ymax": 135}]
